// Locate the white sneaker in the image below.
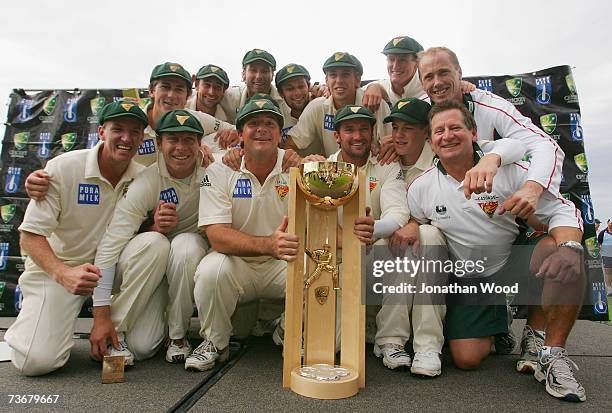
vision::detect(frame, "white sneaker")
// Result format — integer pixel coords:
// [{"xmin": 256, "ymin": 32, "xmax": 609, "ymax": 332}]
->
[
  {"xmin": 516, "ymin": 325, "xmax": 545, "ymax": 373},
  {"xmin": 411, "ymin": 352, "xmax": 442, "ymax": 377},
  {"xmin": 166, "ymin": 338, "xmax": 192, "ymax": 364},
  {"xmin": 534, "ymin": 349, "xmax": 586, "ymax": 402},
  {"xmin": 373, "ymin": 343, "xmax": 411, "ymax": 369},
  {"xmin": 184, "ymin": 338, "xmax": 228, "ymax": 372},
  {"xmin": 108, "ymin": 334, "xmax": 134, "ymax": 366}
]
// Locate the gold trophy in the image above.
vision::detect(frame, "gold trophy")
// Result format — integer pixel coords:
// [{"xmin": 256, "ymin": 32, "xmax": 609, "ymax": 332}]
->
[{"xmin": 283, "ymin": 162, "xmax": 366, "ymax": 399}]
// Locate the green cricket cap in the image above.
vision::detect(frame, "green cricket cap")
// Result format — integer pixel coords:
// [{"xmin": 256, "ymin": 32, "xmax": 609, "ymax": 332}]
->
[
  {"xmin": 235, "ymin": 97, "xmax": 284, "ymax": 130},
  {"xmin": 384, "ymin": 98, "xmax": 431, "ymax": 124},
  {"xmin": 275, "ymin": 63, "xmax": 311, "ymax": 89},
  {"xmin": 98, "ymin": 100, "xmax": 148, "ymax": 126},
  {"xmin": 196, "ymin": 64, "xmax": 230, "ymax": 86},
  {"xmin": 322, "ymin": 52, "xmax": 363, "ymax": 76},
  {"xmin": 382, "ymin": 36, "xmax": 424, "ymax": 55},
  {"xmin": 150, "ymin": 62, "xmax": 192, "ymax": 88},
  {"xmin": 155, "ymin": 109, "xmax": 204, "ymax": 136},
  {"xmin": 242, "ymin": 49, "xmax": 276, "ymax": 70},
  {"xmin": 247, "ymin": 93, "xmax": 280, "ymax": 108},
  {"xmin": 333, "ymin": 105, "xmax": 376, "ymax": 131}
]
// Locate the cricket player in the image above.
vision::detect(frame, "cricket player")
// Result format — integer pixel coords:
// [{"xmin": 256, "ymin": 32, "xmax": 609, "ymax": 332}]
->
[
  {"xmin": 90, "ymin": 110, "xmax": 209, "ymax": 366},
  {"xmin": 408, "ymin": 101, "xmax": 585, "ymax": 402},
  {"xmin": 4, "ymin": 101, "xmax": 147, "ymax": 376},
  {"xmin": 185, "ymin": 64, "xmax": 232, "ymax": 121},
  {"xmin": 284, "ymin": 52, "xmax": 392, "ymax": 157},
  {"xmin": 417, "ymin": 46, "xmax": 567, "ymax": 368},
  {"xmin": 185, "ymin": 97, "xmax": 374, "ymax": 371}
]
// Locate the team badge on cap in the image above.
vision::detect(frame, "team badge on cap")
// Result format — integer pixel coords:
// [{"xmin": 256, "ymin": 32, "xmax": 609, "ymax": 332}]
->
[
  {"xmin": 350, "ymin": 106, "xmax": 360, "ymax": 113},
  {"xmin": 397, "ymin": 101, "xmax": 409, "ymax": 109},
  {"xmin": 121, "ymin": 103, "xmax": 134, "ymax": 111},
  {"xmin": 287, "ymin": 65, "xmax": 295, "ymax": 73},
  {"xmin": 210, "ymin": 66, "xmax": 219, "ymax": 72},
  {"xmin": 176, "ymin": 114, "xmax": 190, "ymax": 125},
  {"xmin": 392, "ymin": 37, "xmax": 404, "ymax": 46},
  {"xmin": 254, "ymin": 100, "xmax": 267, "ymax": 108},
  {"xmin": 334, "ymin": 52, "xmax": 346, "ymax": 61},
  {"xmin": 169, "ymin": 64, "xmax": 180, "ymax": 72}
]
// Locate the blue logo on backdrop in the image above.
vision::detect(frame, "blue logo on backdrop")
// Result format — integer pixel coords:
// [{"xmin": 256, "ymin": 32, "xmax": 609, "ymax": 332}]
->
[
  {"xmin": 535, "ymin": 76, "xmax": 552, "ymax": 104},
  {"xmin": 569, "ymin": 113, "xmax": 583, "ymax": 141},
  {"xmin": 63, "ymin": 97, "xmax": 79, "ymax": 122},
  {"xmin": 323, "ymin": 114, "xmax": 335, "ymax": 131},
  {"xmin": 138, "ymin": 139, "xmax": 156, "ymax": 155},
  {"xmin": 16, "ymin": 99, "xmax": 34, "ymax": 122},
  {"xmin": 233, "ymin": 179, "xmax": 252, "ymax": 198},
  {"xmin": 14, "ymin": 284, "xmax": 23, "ymax": 313},
  {"xmin": 593, "ymin": 283, "xmax": 608, "ymax": 315},
  {"xmin": 4, "ymin": 167, "xmax": 22, "ymax": 194},
  {"xmin": 0, "ymin": 242, "xmax": 9, "ymax": 270},
  {"xmin": 87, "ymin": 133, "xmax": 99, "ymax": 149},
  {"xmin": 38, "ymin": 132, "xmax": 52, "ymax": 159},
  {"xmin": 160, "ymin": 188, "xmax": 179, "ymax": 204},
  {"xmin": 477, "ymin": 79, "xmax": 493, "ymax": 92},
  {"xmin": 580, "ymin": 194, "xmax": 595, "ymax": 225},
  {"xmin": 77, "ymin": 184, "xmax": 100, "ymax": 205}
]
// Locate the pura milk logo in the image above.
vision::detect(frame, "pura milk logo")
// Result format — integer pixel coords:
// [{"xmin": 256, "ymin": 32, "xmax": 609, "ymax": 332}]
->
[
  {"xmin": 38, "ymin": 132, "xmax": 53, "ymax": 159},
  {"xmin": 477, "ymin": 79, "xmax": 492, "ymax": 92},
  {"xmin": 63, "ymin": 97, "xmax": 79, "ymax": 122},
  {"xmin": 323, "ymin": 114, "xmax": 335, "ymax": 131},
  {"xmin": 535, "ymin": 76, "xmax": 552, "ymax": 104},
  {"xmin": 4, "ymin": 167, "xmax": 22, "ymax": 194},
  {"xmin": 580, "ymin": 194, "xmax": 595, "ymax": 225},
  {"xmin": 77, "ymin": 184, "xmax": 100, "ymax": 205},
  {"xmin": 138, "ymin": 139, "xmax": 156, "ymax": 155},
  {"xmin": 233, "ymin": 179, "xmax": 252, "ymax": 198},
  {"xmin": 16, "ymin": 99, "xmax": 34, "ymax": 122},
  {"xmin": 87, "ymin": 133, "xmax": 99, "ymax": 149},
  {"xmin": 159, "ymin": 188, "xmax": 179, "ymax": 204},
  {"xmin": 569, "ymin": 113, "xmax": 583, "ymax": 141}
]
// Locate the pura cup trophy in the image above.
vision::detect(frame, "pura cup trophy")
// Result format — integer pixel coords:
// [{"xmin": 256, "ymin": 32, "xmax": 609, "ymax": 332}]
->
[{"xmin": 283, "ymin": 161, "xmax": 366, "ymax": 399}]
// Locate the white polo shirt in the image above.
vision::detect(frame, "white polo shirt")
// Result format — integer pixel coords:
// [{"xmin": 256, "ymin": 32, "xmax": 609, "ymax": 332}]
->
[
  {"xmin": 407, "ymin": 150, "xmax": 582, "ymax": 277},
  {"xmin": 94, "ymin": 153, "xmax": 204, "ymax": 270},
  {"xmin": 19, "ymin": 143, "xmax": 144, "ymax": 265},
  {"xmin": 218, "ymin": 85, "xmax": 285, "ymax": 124},
  {"xmin": 328, "ymin": 151, "xmax": 409, "ymax": 231},
  {"xmin": 135, "ymin": 108, "xmax": 234, "ymax": 166},
  {"xmin": 365, "ymin": 72, "xmax": 427, "ymax": 106},
  {"xmin": 288, "ymin": 88, "xmax": 392, "ymax": 156},
  {"xmin": 466, "ymin": 89, "xmax": 564, "ymax": 194},
  {"xmin": 199, "ymin": 149, "xmax": 289, "ymax": 263}
]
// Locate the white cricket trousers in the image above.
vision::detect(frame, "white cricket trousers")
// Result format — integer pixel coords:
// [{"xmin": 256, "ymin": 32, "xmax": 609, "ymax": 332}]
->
[
  {"xmin": 374, "ymin": 224, "xmax": 447, "ymax": 352},
  {"xmin": 194, "ymin": 252, "xmax": 286, "ymax": 349}
]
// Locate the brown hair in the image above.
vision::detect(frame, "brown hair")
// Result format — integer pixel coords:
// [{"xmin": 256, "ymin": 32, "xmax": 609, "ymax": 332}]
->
[{"xmin": 428, "ymin": 100, "xmax": 476, "ymax": 132}]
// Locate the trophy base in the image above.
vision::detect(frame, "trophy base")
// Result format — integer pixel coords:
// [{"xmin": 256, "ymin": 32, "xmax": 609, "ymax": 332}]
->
[{"xmin": 290, "ymin": 364, "xmax": 359, "ymax": 399}]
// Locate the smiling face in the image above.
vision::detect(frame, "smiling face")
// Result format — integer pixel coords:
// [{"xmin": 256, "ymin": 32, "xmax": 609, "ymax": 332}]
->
[
  {"xmin": 387, "ymin": 53, "xmax": 418, "ymax": 88},
  {"xmin": 429, "ymin": 108, "xmax": 477, "ymax": 163},
  {"xmin": 418, "ymin": 50, "xmax": 463, "ymax": 105},
  {"xmin": 392, "ymin": 119, "xmax": 429, "ymax": 157},
  {"xmin": 99, "ymin": 117, "xmax": 145, "ymax": 165},
  {"xmin": 150, "ymin": 77, "xmax": 190, "ymax": 114},
  {"xmin": 158, "ymin": 131, "xmax": 201, "ymax": 179},
  {"xmin": 196, "ymin": 77, "xmax": 226, "ymax": 112},
  {"xmin": 334, "ymin": 118, "xmax": 373, "ymax": 166},
  {"xmin": 325, "ymin": 68, "xmax": 360, "ymax": 106},
  {"xmin": 279, "ymin": 76, "xmax": 310, "ymax": 113},
  {"xmin": 242, "ymin": 61, "xmax": 274, "ymax": 95},
  {"xmin": 240, "ymin": 113, "xmax": 281, "ymax": 159}
]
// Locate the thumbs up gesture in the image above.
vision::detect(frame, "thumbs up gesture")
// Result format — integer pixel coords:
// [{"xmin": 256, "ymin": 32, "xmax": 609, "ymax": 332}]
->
[{"xmin": 268, "ymin": 215, "xmax": 300, "ymax": 261}]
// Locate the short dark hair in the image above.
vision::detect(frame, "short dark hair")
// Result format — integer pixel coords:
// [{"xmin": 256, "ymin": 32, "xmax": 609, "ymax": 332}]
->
[{"xmin": 428, "ymin": 100, "xmax": 476, "ymax": 132}]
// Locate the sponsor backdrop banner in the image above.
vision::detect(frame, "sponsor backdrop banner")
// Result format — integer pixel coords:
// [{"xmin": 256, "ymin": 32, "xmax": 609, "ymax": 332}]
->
[{"xmin": 0, "ymin": 65, "xmax": 608, "ymax": 320}]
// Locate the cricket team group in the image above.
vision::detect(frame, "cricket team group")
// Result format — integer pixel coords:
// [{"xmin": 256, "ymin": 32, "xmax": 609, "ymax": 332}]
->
[{"xmin": 5, "ymin": 35, "xmax": 588, "ymax": 402}]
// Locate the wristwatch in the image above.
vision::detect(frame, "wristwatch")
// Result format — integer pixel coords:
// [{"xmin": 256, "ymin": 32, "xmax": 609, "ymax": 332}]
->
[{"xmin": 558, "ymin": 240, "xmax": 584, "ymax": 254}]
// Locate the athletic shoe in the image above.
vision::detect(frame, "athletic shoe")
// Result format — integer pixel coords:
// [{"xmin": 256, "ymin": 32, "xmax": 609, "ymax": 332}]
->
[
  {"xmin": 184, "ymin": 338, "xmax": 228, "ymax": 372},
  {"xmin": 516, "ymin": 326, "xmax": 545, "ymax": 373},
  {"xmin": 493, "ymin": 332, "xmax": 518, "ymax": 355},
  {"xmin": 534, "ymin": 349, "xmax": 586, "ymax": 402},
  {"xmin": 252, "ymin": 317, "xmax": 281, "ymax": 337},
  {"xmin": 411, "ymin": 352, "xmax": 442, "ymax": 377},
  {"xmin": 373, "ymin": 343, "xmax": 411, "ymax": 369},
  {"xmin": 108, "ymin": 334, "xmax": 134, "ymax": 366},
  {"xmin": 165, "ymin": 338, "xmax": 192, "ymax": 364}
]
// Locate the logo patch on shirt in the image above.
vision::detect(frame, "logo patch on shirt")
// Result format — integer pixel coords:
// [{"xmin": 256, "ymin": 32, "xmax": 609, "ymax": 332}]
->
[
  {"xmin": 138, "ymin": 139, "xmax": 156, "ymax": 155},
  {"xmin": 160, "ymin": 188, "xmax": 179, "ymax": 204},
  {"xmin": 78, "ymin": 184, "xmax": 100, "ymax": 205},
  {"xmin": 369, "ymin": 176, "xmax": 379, "ymax": 192},
  {"xmin": 435, "ymin": 204, "xmax": 447, "ymax": 215},
  {"xmin": 475, "ymin": 194, "xmax": 499, "ymax": 218},
  {"xmin": 200, "ymin": 175, "xmax": 211, "ymax": 187},
  {"xmin": 275, "ymin": 177, "xmax": 289, "ymax": 201},
  {"xmin": 323, "ymin": 114, "xmax": 335, "ymax": 131},
  {"xmin": 233, "ymin": 178, "xmax": 252, "ymax": 198}
]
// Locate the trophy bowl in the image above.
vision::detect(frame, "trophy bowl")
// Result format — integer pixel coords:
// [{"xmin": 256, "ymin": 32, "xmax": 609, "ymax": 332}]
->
[{"xmin": 297, "ymin": 161, "xmax": 359, "ymax": 210}]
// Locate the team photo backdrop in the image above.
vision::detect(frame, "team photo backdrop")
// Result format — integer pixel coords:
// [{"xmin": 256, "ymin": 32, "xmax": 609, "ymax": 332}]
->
[{"xmin": 0, "ymin": 65, "xmax": 608, "ymax": 320}]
